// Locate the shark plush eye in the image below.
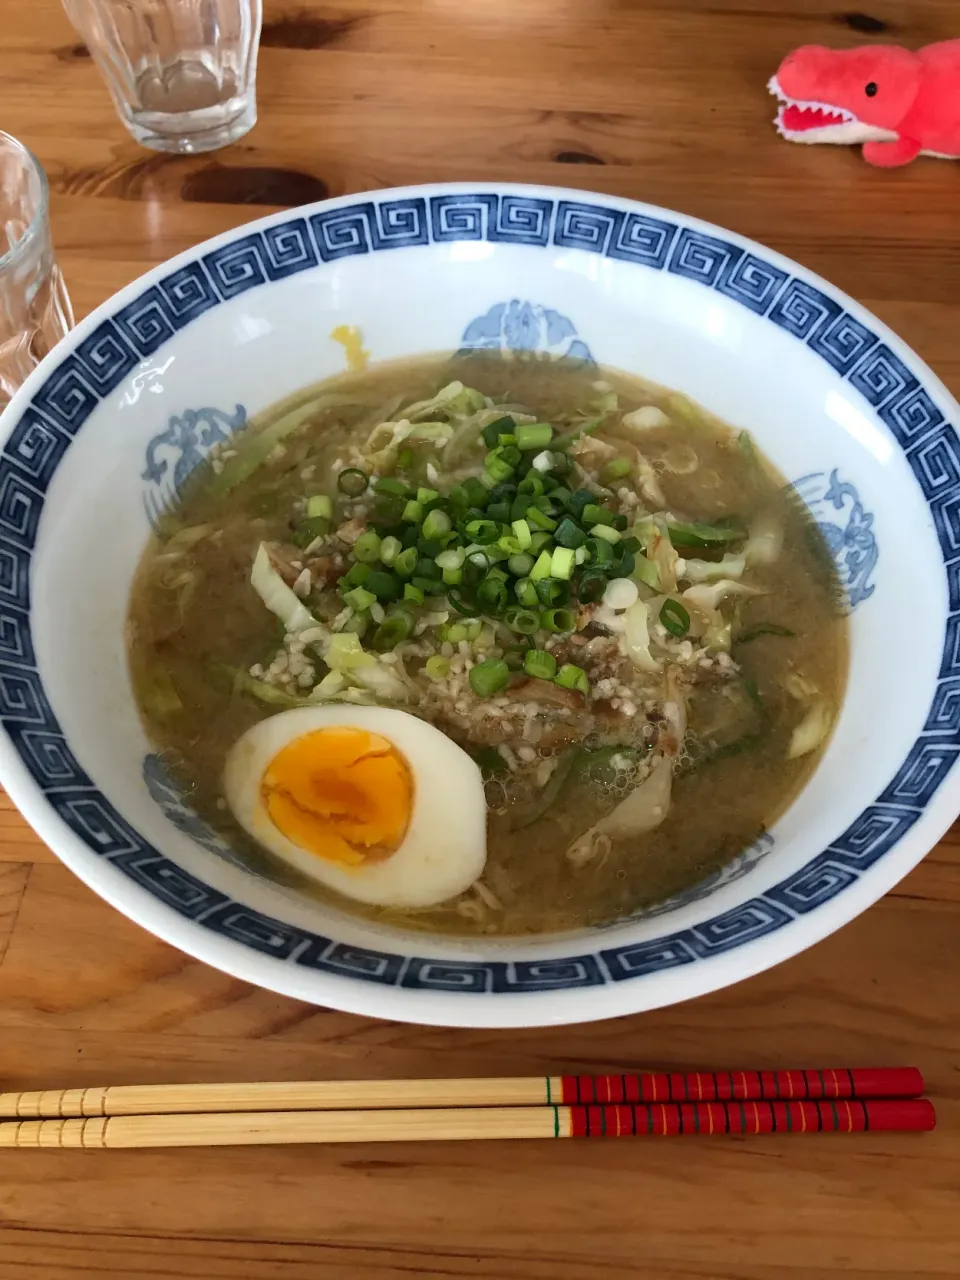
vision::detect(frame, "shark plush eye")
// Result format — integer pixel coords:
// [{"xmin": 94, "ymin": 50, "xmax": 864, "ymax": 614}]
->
[{"xmin": 865, "ymin": 82, "xmax": 878, "ymax": 97}]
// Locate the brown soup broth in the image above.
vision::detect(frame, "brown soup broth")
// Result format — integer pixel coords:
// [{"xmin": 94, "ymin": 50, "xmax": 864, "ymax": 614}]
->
[{"xmin": 127, "ymin": 353, "xmax": 848, "ymax": 936}]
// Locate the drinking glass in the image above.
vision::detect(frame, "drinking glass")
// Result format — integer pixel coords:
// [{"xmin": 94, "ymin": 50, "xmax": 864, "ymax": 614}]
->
[
  {"xmin": 62, "ymin": 0, "xmax": 262, "ymax": 154},
  {"xmin": 0, "ymin": 133, "xmax": 74, "ymax": 408}
]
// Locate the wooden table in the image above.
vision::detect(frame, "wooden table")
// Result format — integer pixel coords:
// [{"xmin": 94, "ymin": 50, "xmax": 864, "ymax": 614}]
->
[{"xmin": 2, "ymin": 1, "xmax": 959, "ymax": 1276}]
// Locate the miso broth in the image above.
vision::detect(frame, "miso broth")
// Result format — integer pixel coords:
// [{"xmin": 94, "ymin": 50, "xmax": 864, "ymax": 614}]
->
[{"xmin": 127, "ymin": 353, "xmax": 847, "ymax": 936}]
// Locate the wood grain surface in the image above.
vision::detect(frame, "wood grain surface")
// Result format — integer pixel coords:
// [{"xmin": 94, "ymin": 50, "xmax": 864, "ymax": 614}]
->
[{"xmin": 1, "ymin": 1, "xmax": 959, "ymax": 1276}]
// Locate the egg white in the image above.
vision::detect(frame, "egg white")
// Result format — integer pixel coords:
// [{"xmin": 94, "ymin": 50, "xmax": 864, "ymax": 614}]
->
[{"xmin": 223, "ymin": 705, "xmax": 487, "ymax": 908}]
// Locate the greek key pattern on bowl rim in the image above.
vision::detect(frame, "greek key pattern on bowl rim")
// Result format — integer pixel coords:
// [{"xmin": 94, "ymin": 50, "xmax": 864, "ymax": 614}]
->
[{"xmin": 0, "ymin": 190, "xmax": 956, "ymax": 994}]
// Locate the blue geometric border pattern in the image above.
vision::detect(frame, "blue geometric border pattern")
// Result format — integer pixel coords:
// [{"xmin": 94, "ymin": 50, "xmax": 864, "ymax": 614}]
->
[{"xmin": 0, "ymin": 189, "xmax": 958, "ymax": 995}]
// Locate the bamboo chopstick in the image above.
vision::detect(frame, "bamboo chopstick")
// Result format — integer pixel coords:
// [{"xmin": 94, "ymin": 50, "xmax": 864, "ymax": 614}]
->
[
  {"xmin": 0, "ymin": 1067, "xmax": 924, "ymax": 1119},
  {"xmin": 0, "ymin": 1099, "xmax": 936, "ymax": 1149}
]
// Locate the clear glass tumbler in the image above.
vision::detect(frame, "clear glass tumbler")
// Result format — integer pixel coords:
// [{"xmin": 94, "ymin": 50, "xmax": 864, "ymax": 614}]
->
[
  {"xmin": 63, "ymin": 0, "xmax": 262, "ymax": 154},
  {"xmin": 0, "ymin": 133, "xmax": 74, "ymax": 408}
]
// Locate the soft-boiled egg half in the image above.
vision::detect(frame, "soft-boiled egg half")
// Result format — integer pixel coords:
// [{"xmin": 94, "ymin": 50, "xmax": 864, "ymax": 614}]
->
[{"xmin": 223, "ymin": 705, "xmax": 487, "ymax": 908}]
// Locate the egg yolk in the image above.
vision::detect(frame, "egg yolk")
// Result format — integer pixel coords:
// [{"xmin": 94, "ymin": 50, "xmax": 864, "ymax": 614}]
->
[{"xmin": 261, "ymin": 727, "xmax": 413, "ymax": 867}]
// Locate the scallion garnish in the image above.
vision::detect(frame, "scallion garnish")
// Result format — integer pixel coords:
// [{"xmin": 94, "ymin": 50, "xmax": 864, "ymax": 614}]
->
[
  {"xmin": 555, "ymin": 662, "xmax": 589, "ymax": 694},
  {"xmin": 515, "ymin": 422, "xmax": 554, "ymax": 452},
  {"xmin": 660, "ymin": 598, "xmax": 691, "ymax": 637},
  {"xmin": 337, "ymin": 468, "xmax": 368, "ymax": 496},
  {"xmin": 523, "ymin": 648, "xmax": 558, "ymax": 680},
  {"xmin": 469, "ymin": 657, "xmax": 511, "ymax": 698}
]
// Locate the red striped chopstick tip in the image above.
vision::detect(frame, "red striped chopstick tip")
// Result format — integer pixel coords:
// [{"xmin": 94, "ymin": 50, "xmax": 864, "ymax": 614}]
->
[
  {"xmin": 557, "ymin": 1067, "xmax": 924, "ymax": 1106},
  {"xmin": 562, "ymin": 1098, "xmax": 935, "ymax": 1137}
]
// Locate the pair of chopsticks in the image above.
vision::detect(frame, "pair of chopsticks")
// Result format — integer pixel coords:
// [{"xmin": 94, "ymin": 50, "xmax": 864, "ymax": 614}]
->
[{"xmin": 0, "ymin": 1068, "xmax": 935, "ymax": 1149}]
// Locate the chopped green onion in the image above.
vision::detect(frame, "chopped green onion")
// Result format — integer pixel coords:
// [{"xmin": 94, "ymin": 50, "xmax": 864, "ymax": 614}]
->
[
  {"xmin": 337, "ymin": 468, "xmax": 368, "ymax": 496},
  {"xmin": 484, "ymin": 452, "xmax": 514, "ymax": 484},
  {"xmin": 422, "ymin": 509, "xmax": 452, "ymax": 540},
  {"xmin": 600, "ymin": 458, "xmax": 632, "ymax": 484},
  {"xmin": 531, "ymin": 450, "xmax": 554, "ymax": 474},
  {"xmin": 482, "ymin": 416, "xmax": 515, "ymax": 449},
  {"xmin": 464, "ymin": 518, "xmax": 500, "ymax": 545},
  {"xmin": 526, "ymin": 506, "xmax": 557, "ymax": 532},
  {"xmin": 499, "ymin": 445, "xmax": 521, "ymax": 467},
  {"xmin": 379, "ymin": 535, "xmax": 401, "ymax": 566},
  {"xmin": 344, "ymin": 585, "xmax": 376, "ymax": 611},
  {"xmin": 660, "ymin": 598, "xmax": 691, "ymax": 637},
  {"xmin": 365, "ymin": 571, "xmax": 402, "ymax": 602},
  {"xmin": 403, "ymin": 582, "xmax": 425, "ymax": 605},
  {"xmin": 542, "ymin": 606, "xmax": 578, "ymax": 632},
  {"xmin": 341, "ymin": 562, "xmax": 372, "ymax": 589},
  {"xmin": 374, "ymin": 476, "xmax": 408, "ymax": 498},
  {"xmin": 515, "ymin": 422, "xmax": 554, "ymax": 451},
  {"xmin": 477, "ymin": 576, "xmax": 508, "ymax": 613},
  {"xmin": 394, "ymin": 546, "xmax": 418, "ymax": 579},
  {"xmin": 576, "ymin": 567, "xmax": 607, "ymax": 602},
  {"xmin": 291, "ymin": 516, "xmax": 330, "ymax": 547},
  {"xmin": 412, "ymin": 575, "xmax": 446, "ymax": 595},
  {"xmin": 415, "ymin": 558, "xmax": 441, "ymax": 580},
  {"xmin": 551, "ymin": 546, "xmax": 575, "ymax": 580},
  {"xmin": 514, "ymin": 577, "xmax": 538, "ymax": 607},
  {"xmin": 371, "ymin": 609, "xmax": 415, "ymax": 650},
  {"xmin": 536, "ymin": 578, "xmax": 569, "ymax": 607},
  {"xmin": 530, "ymin": 550, "xmax": 553, "ymax": 581},
  {"xmin": 585, "ymin": 537, "xmax": 615, "ymax": 566},
  {"xmin": 666, "ymin": 518, "xmax": 747, "ymax": 548},
  {"xmin": 425, "ymin": 655, "xmax": 451, "ymax": 679},
  {"xmin": 509, "ymin": 492, "xmax": 529, "ymax": 523},
  {"xmin": 590, "ymin": 523, "xmax": 622, "ymax": 545},
  {"xmin": 436, "ymin": 546, "xmax": 466, "ymax": 571},
  {"xmin": 504, "ymin": 607, "xmax": 540, "ymax": 635},
  {"xmin": 523, "ymin": 648, "xmax": 558, "ymax": 679},
  {"xmin": 507, "ymin": 552, "xmax": 535, "ymax": 577},
  {"xmin": 511, "ymin": 518, "xmax": 532, "ymax": 550},
  {"xmin": 529, "ymin": 531, "xmax": 552, "ymax": 553},
  {"xmin": 583, "ymin": 503, "xmax": 614, "ymax": 527},
  {"xmin": 442, "ymin": 566, "xmax": 463, "ymax": 585},
  {"xmin": 403, "ymin": 499, "xmax": 423, "ymax": 524},
  {"xmin": 621, "ymin": 535, "xmax": 642, "ymax": 555},
  {"xmin": 554, "ymin": 517, "xmax": 587, "ymax": 549},
  {"xmin": 566, "ymin": 489, "xmax": 594, "ymax": 520},
  {"xmin": 353, "ymin": 530, "xmax": 382, "ymax": 563},
  {"xmin": 555, "ymin": 662, "xmax": 589, "ymax": 694},
  {"xmin": 487, "ymin": 501, "xmax": 510, "ymax": 523},
  {"xmin": 462, "ymin": 477, "xmax": 489, "ymax": 507},
  {"xmin": 417, "ymin": 486, "xmax": 440, "ymax": 505},
  {"xmin": 469, "ymin": 657, "xmax": 511, "ymax": 698},
  {"xmin": 307, "ymin": 494, "xmax": 333, "ymax": 519},
  {"xmin": 518, "ymin": 474, "xmax": 545, "ymax": 498}
]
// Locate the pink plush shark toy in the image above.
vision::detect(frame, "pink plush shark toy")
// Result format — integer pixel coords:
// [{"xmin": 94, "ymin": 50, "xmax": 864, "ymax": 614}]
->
[{"xmin": 769, "ymin": 40, "xmax": 960, "ymax": 167}]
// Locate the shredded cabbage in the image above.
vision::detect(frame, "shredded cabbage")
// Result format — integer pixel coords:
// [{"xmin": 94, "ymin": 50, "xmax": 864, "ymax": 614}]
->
[
  {"xmin": 621, "ymin": 406, "xmax": 670, "ymax": 431},
  {"xmin": 682, "ymin": 579, "xmax": 761, "ymax": 612},
  {"xmin": 623, "ymin": 600, "xmax": 661, "ymax": 672},
  {"xmin": 680, "ymin": 554, "xmax": 746, "ymax": 584},
  {"xmin": 788, "ymin": 701, "xmax": 833, "ymax": 758},
  {"xmin": 744, "ymin": 513, "xmax": 783, "ymax": 566},
  {"xmin": 250, "ymin": 543, "xmax": 319, "ymax": 635},
  {"xmin": 325, "ymin": 633, "xmax": 377, "ymax": 672},
  {"xmin": 567, "ymin": 754, "xmax": 673, "ymax": 867}
]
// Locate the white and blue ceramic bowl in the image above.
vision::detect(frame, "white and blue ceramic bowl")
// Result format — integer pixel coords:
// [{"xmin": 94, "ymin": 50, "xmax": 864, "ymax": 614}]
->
[{"xmin": 0, "ymin": 183, "xmax": 957, "ymax": 1027}]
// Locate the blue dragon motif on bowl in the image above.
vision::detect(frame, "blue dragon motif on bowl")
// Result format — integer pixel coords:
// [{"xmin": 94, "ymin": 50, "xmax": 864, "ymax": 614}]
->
[
  {"xmin": 141, "ymin": 403, "xmax": 247, "ymax": 525},
  {"xmin": 142, "ymin": 754, "xmax": 252, "ymax": 872},
  {"xmin": 460, "ymin": 299, "xmax": 594, "ymax": 361},
  {"xmin": 793, "ymin": 469, "xmax": 878, "ymax": 609}
]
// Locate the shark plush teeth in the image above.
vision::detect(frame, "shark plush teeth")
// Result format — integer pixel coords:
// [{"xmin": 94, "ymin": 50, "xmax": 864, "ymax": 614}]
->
[{"xmin": 769, "ymin": 40, "xmax": 960, "ymax": 167}]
